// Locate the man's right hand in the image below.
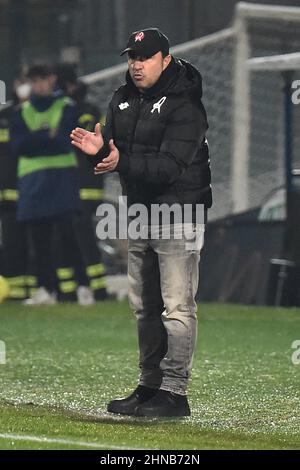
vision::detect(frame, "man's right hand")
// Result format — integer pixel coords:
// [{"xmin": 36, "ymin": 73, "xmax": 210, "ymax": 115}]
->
[{"xmin": 70, "ymin": 123, "xmax": 104, "ymax": 155}]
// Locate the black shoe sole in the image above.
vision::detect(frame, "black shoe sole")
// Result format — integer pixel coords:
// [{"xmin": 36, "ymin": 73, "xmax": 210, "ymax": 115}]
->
[
  {"xmin": 107, "ymin": 409, "xmax": 136, "ymax": 416},
  {"xmin": 134, "ymin": 407, "xmax": 191, "ymax": 418}
]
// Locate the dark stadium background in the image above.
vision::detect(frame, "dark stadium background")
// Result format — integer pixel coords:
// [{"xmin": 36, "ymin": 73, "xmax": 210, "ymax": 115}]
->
[{"xmin": 1, "ymin": 0, "xmax": 300, "ymax": 93}]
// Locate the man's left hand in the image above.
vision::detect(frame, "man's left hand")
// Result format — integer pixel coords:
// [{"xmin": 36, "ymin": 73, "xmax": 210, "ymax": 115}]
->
[{"xmin": 94, "ymin": 139, "xmax": 120, "ymax": 174}]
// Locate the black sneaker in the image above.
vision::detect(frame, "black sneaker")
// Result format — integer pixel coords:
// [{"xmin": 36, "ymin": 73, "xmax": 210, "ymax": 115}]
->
[
  {"xmin": 134, "ymin": 390, "xmax": 191, "ymax": 417},
  {"xmin": 107, "ymin": 385, "xmax": 158, "ymax": 415}
]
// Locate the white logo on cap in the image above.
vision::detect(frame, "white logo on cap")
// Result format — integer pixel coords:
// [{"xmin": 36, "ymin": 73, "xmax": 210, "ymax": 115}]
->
[
  {"xmin": 135, "ymin": 32, "xmax": 145, "ymax": 42},
  {"xmin": 151, "ymin": 97, "xmax": 167, "ymax": 114}
]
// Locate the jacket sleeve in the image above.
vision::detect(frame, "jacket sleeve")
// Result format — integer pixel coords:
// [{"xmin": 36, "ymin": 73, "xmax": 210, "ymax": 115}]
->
[{"xmin": 115, "ymin": 98, "xmax": 208, "ymax": 184}]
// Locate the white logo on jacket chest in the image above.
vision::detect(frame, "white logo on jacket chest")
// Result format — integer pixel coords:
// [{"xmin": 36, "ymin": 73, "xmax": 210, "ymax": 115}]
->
[
  {"xmin": 119, "ymin": 101, "xmax": 129, "ymax": 110},
  {"xmin": 151, "ymin": 96, "xmax": 167, "ymax": 114}
]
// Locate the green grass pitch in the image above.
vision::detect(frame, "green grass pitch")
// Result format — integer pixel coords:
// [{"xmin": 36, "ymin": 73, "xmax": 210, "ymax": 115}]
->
[{"xmin": 0, "ymin": 301, "xmax": 299, "ymax": 450}]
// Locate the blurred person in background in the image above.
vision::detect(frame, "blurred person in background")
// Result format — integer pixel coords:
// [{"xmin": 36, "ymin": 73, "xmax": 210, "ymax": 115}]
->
[
  {"xmin": 56, "ymin": 64, "xmax": 107, "ymax": 300},
  {"xmin": 0, "ymin": 74, "xmax": 31, "ymax": 301},
  {"xmin": 11, "ymin": 64, "xmax": 94, "ymax": 306}
]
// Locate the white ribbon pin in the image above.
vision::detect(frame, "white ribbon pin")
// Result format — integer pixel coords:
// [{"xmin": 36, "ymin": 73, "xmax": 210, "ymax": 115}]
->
[
  {"xmin": 119, "ymin": 102, "xmax": 129, "ymax": 110},
  {"xmin": 151, "ymin": 96, "xmax": 167, "ymax": 114}
]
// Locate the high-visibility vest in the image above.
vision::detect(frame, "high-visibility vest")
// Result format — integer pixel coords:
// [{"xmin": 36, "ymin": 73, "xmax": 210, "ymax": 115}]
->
[{"xmin": 18, "ymin": 97, "xmax": 77, "ymax": 178}]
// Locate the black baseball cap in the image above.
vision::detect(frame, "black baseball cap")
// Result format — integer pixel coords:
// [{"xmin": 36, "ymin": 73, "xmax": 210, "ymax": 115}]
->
[{"xmin": 120, "ymin": 28, "xmax": 170, "ymax": 58}]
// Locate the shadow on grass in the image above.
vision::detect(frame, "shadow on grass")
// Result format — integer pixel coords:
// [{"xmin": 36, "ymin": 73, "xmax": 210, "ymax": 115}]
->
[
  {"xmin": 64, "ymin": 407, "xmax": 190, "ymax": 426},
  {"xmin": 2, "ymin": 399, "xmax": 189, "ymax": 426}
]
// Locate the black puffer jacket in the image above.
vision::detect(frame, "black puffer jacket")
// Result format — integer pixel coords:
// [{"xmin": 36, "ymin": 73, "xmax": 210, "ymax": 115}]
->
[{"xmin": 102, "ymin": 57, "xmax": 212, "ymax": 210}]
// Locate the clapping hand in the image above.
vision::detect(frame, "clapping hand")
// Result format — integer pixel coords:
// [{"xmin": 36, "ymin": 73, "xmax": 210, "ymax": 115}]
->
[
  {"xmin": 94, "ymin": 139, "xmax": 120, "ymax": 174},
  {"xmin": 70, "ymin": 123, "xmax": 104, "ymax": 155}
]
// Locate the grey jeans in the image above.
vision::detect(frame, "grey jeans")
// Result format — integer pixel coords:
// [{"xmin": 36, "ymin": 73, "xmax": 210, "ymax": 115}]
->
[{"xmin": 128, "ymin": 224, "xmax": 205, "ymax": 396}]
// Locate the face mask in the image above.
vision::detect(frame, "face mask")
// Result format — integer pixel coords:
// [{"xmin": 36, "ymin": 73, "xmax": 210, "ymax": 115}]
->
[{"xmin": 16, "ymin": 83, "xmax": 31, "ymax": 100}]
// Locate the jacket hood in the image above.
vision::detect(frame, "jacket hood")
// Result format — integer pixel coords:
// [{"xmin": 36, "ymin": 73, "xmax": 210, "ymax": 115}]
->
[
  {"xmin": 166, "ymin": 58, "xmax": 203, "ymax": 98},
  {"xmin": 125, "ymin": 56, "xmax": 203, "ymax": 101}
]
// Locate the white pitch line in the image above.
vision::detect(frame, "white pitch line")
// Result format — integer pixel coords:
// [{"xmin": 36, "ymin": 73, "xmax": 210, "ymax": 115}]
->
[{"xmin": 0, "ymin": 433, "xmax": 142, "ymax": 450}]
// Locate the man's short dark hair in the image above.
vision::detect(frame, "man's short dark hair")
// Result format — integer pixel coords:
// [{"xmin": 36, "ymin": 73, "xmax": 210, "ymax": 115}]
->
[{"xmin": 27, "ymin": 64, "xmax": 55, "ymax": 79}]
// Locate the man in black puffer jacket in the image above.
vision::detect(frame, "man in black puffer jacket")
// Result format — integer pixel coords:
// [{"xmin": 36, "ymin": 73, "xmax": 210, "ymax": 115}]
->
[{"xmin": 71, "ymin": 28, "xmax": 212, "ymax": 417}]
